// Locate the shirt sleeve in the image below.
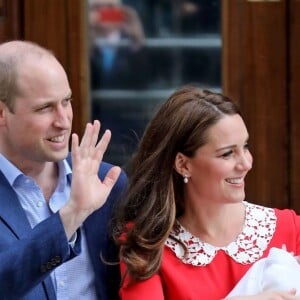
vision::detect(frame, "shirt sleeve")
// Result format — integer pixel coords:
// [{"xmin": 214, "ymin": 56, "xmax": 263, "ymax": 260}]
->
[{"xmin": 119, "ymin": 261, "xmax": 165, "ymax": 300}]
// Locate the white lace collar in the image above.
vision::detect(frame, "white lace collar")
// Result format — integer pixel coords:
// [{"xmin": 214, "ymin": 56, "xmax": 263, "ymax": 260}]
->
[{"xmin": 165, "ymin": 202, "xmax": 277, "ymax": 266}]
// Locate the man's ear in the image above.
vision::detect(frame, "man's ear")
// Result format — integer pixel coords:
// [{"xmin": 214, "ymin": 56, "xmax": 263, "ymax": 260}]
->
[
  {"xmin": 0, "ymin": 101, "xmax": 7, "ymax": 126},
  {"xmin": 174, "ymin": 152, "xmax": 190, "ymax": 176}
]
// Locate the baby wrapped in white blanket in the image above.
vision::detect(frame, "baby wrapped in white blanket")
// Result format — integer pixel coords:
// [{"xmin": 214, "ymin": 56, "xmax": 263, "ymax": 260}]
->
[{"xmin": 226, "ymin": 247, "xmax": 300, "ymax": 297}]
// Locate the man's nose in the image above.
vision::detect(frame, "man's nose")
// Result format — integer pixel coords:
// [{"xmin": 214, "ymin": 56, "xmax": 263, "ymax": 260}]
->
[{"xmin": 53, "ymin": 105, "xmax": 70, "ymax": 127}]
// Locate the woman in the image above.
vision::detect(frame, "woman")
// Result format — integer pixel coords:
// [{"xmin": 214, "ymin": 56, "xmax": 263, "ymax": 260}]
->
[{"xmin": 113, "ymin": 86, "xmax": 300, "ymax": 299}]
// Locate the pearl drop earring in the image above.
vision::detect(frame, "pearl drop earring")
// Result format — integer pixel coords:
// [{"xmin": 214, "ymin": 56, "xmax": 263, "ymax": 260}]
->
[{"xmin": 183, "ymin": 175, "xmax": 189, "ymax": 184}]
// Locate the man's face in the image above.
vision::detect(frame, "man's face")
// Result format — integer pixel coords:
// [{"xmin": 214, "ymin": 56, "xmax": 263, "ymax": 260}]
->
[{"xmin": 2, "ymin": 55, "xmax": 73, "ymax": 168}]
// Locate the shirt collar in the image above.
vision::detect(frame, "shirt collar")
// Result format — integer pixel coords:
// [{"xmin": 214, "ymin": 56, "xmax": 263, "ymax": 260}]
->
[
  {"xmin": 166, "ymin": 202, "xmax": 277, "ymax": 266},
  {"xmin": 0, "ymin": 153, "xmax": 23, "ymax": 185},
  {"xmin": 0, "ymin": 153, "xmax": 72, "ymax": 187},
  {"xmin": 57, "ymin": 159, "xmax": 72, "ymax": 192}
]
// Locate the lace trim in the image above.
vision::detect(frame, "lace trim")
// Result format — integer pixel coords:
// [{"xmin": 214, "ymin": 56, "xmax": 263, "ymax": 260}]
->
[{"xmin": 165, "ymin": 202, "xmax": 277, "ymax": 266}]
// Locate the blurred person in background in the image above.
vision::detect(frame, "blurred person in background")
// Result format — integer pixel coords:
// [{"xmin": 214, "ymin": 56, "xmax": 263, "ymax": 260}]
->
[{"xmin": 89, "ymin": 0, "xmax": 148, "ymax": 89}]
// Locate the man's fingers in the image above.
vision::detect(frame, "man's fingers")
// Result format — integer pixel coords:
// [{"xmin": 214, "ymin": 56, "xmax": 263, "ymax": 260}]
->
[
  {"xmin": 94, "ymin": 129, "xmax": 111, "ymax": 161},
  {"xmin": 71, "ymin": 133, "xmax": 79, "ymax": 159},
  {"xmin": 71, "ymin": 133, "xmax": 79, "ymax": 149},
  {"xmin": 103, "ymin": 166, "xmax": 121, "ymax": 189},
  {"xmin": 90, "ymin": 120, "xmax": 101, "ymax": 147},
  {"xmin": 79, "ymin": 123, "xmax": 93, "ymax": 147},
  {"xmin": 79, "ymin": 120, "xmax": 101, "ymax": 148}
]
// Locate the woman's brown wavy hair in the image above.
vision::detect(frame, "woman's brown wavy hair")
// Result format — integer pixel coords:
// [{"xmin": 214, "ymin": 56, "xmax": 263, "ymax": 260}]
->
[{"xmin": 112, "ymin": 85, "xmax": 241, "ymax": 283}]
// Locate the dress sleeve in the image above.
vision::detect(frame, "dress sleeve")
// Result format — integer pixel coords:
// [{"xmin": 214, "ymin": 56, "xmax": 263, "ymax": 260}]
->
[
  {"xmin": 294, "ymin": 211, "xmax": 300, "ymax": 254},
  {"xmin": 275, "ymin": 208, "xmax": 300, "ymax": 255},
  {"xmin": 119, "ymin": 261, "xmax": 165, "ymax": 300},
  {"xmin": 287, "ymin": 209, "xmax": 300, "ymax": 255}
]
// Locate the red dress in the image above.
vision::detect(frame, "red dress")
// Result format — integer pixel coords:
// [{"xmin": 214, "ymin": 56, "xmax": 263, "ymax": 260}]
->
[{"xmin": 120, "ymin": 202, "xmax": 300, "ymax": 300}]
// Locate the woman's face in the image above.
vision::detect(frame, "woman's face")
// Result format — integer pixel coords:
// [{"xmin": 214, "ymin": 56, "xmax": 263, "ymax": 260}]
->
[{"xmin": 185, "ymin": 114, "xmax": 253, "ymax": 204}]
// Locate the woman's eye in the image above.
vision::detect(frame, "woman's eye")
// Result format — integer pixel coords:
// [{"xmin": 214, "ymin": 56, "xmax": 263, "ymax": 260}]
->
[
  {"xmin": 221, "ymin": 150, "xmax": 233, "ymax": 158},
  {"xmin": 244, "ymin": 143, "xmax": 250, "ymax": 151}
]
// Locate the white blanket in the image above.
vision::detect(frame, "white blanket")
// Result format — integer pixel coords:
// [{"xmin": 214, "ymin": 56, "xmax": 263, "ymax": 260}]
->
[{"xmin": 226, "ymin": 247, "xmax": 300, "ymax": 297}]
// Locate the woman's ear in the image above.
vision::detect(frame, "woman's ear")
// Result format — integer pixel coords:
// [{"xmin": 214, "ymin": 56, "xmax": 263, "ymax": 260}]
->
[{"xmin": 174, "ymin": 152, "xmax": 189, "ymax": 176}]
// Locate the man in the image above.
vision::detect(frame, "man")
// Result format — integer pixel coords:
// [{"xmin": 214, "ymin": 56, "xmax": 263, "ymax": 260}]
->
[{"xmin": 0, "ymin": 40, "xmax": 126, "ymax": 299}]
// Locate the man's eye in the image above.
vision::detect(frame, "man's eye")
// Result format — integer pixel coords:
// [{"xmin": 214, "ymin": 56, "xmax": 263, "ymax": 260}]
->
[
  {"xmin": 62, "ymin": 98, "xmax": 72, "ymax": 106},
  {"xmin": 38, "ymin": 106, "xmax": 51, "ymax": 112}
]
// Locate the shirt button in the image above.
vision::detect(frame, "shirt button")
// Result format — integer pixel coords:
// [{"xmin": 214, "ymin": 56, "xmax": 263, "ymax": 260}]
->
[
  {"xmin": 46, "ymin": 262, "xmax": 53, "ymax": 270},
  {"xmin": 54, "ymin": 256, "xmax": 61, "ymax": 263},
  {"xmin": 59, "ymin": 280, "xmax": 65, "ymax": 287},
  {"xmin": 40, "ymin": 264, "xmax": 47, "ymax": 273},
  {"xmin": 36, "ymin": 201, "xmax": 43, "ymax": 207}
]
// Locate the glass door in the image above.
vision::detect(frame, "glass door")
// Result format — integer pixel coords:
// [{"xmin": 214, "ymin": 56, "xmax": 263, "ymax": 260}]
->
[{"xmin": 88, "ymin": 0, "xmax": 221, "ymax": 166}]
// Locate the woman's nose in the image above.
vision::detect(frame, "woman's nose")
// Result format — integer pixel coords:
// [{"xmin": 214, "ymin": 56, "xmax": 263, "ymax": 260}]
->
[{"xmin": 237, "ymin": 152, "xmax": 253, "ymax": 171}]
